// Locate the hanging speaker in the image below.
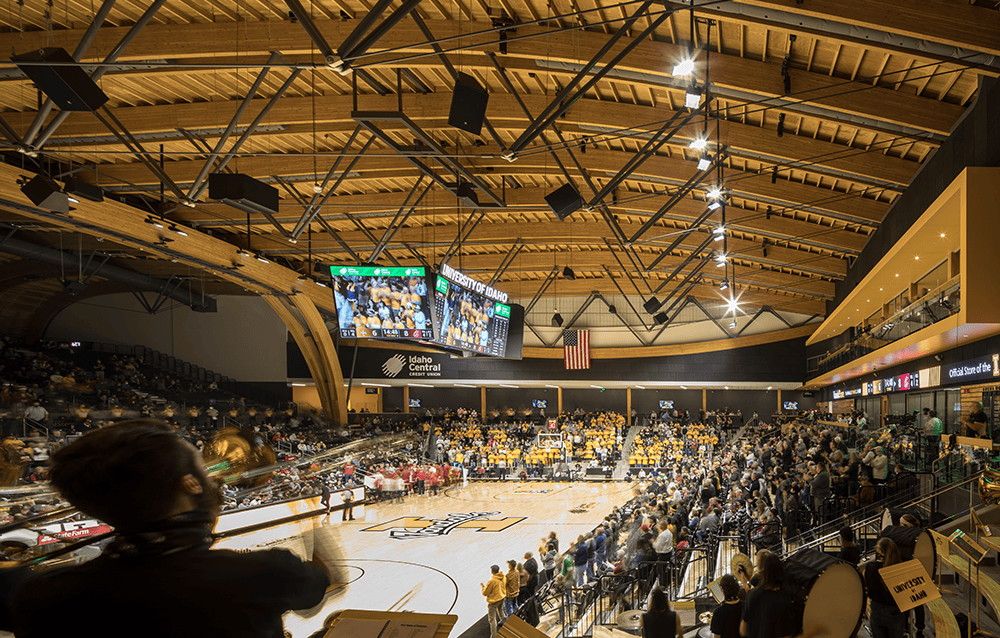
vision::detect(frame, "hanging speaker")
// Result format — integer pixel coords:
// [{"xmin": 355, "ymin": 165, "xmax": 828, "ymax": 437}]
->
[
  {"xmin": 13, "ymin": 48, "xmax": 109, "ymax": 112},
  {"xmin": 448, "ymin": 72, "xmax": 489, "ymax": 136},
  {"xmin": 643, "ymin": 297, "xmax": 662, "ymax": 314},
  {"xmin": 21, "ymin": 175, "xmax": 69, "ymax": 214},
  {"xmin": 545, "ymin": 183, "xmax": 583, "ymax": 221}
]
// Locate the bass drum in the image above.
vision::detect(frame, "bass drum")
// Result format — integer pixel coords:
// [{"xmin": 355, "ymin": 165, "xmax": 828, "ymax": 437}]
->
[
  {"xmin": 879, "ymin": 525, "xmax": 936, "ymax": 578},
  {"xmin": 783, "ymin": 549, "xmax": 866, "ymax": 638}
]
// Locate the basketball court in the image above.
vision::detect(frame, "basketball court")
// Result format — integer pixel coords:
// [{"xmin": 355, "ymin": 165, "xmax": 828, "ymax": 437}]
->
[{"xmin": 280, "ymin": 481, "xmax": 635, "ymax": 638}]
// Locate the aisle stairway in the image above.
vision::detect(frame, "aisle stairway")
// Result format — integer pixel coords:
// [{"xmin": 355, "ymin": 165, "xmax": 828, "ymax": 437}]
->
[{"xmin": 612, "ymin": 423, "xmax": 643, "ymax": 480}]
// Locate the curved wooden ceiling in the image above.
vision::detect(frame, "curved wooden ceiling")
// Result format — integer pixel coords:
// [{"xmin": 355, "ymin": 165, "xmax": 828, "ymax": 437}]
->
[{"xmin": 0, "ymin": 0, "xmax": 996, "ymax": 338}]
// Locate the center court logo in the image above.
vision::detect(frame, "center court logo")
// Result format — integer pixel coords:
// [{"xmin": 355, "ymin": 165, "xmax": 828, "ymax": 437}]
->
[
  {"xmin": 362, "ymin": 512, "xmax": 526, "ymax": 540},
  {"xmin": 382, "ymin": 354, "xmax": 406, "ymax": 377}
]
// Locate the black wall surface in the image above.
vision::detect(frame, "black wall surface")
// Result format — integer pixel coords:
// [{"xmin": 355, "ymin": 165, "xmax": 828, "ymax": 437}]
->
[
  {"xmin": 289, "ymin": 337, "xmax": 808, "ymax": 384},
  {"xmin": 632, "ymin": 389, "xmax": 703, "ymax": 415},
  {"xmin": 404, "ymin": 386, "xmax": 480, "ymax": 411},
  {"xmin": 831, "ymin": 76, "xmax": 1000, "ymax": 313},
  {"xmin": 562, "ymin": 388, "xmax": 627, "ymax": 414}
]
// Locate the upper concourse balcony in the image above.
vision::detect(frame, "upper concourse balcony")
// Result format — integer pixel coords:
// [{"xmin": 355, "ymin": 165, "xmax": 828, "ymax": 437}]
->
[{"xmin": 803, "ymin": 167, "xmax": 1000, "ymax": 391}]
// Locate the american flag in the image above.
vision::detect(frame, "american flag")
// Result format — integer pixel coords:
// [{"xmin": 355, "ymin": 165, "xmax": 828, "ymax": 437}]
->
[{"xmin": 563, "ymin": 329, "xmax": 590, "ymax": 370}]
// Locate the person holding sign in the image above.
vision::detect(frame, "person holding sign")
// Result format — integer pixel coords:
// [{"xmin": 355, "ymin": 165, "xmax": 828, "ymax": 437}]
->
[{"xmin": 863, "ymin": 538, "xmax": 906, "ymax": 638}]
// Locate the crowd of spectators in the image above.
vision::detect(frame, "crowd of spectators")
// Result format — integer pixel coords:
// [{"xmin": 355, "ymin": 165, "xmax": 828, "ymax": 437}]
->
[{"xmin": 430, "ymin": 412, "xmax": 626, "ymax": 479}]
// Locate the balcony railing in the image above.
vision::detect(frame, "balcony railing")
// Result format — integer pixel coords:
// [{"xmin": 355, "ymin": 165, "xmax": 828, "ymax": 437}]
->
[{"xmin": 816, "ymin": 275, "xmax": 960, "ymax": 375}]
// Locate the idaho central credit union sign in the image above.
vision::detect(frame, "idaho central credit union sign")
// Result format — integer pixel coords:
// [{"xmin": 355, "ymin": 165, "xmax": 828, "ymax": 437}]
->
[
  {"xmin": 380, "ymin": 353, "xmax": 443, "ymax": 379},
  {"xmin": 362, "ymin": 512, "xmax": 525, "ymax": 540}
]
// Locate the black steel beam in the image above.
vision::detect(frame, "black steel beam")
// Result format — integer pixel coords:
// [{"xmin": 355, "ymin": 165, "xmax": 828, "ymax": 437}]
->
[
  {"xmin": 283, "ymin": 0, "xmax": 337, "ymax": 58},
  {"xmin": 602, "ymin": 265, "xmax": 652, "ymax": 331},
  {"xmin": 29, "ymin": 0, "xmax": 166, "ymax": 149},
  {"xmin": 525, "ymin": 267, "xmax": 558, "ymax": 314},
  {"xmin": 649, "ymin": 234, "xmax": 714, "ymax": 295},
  {"xmin": 93, "ymin": 108, "xmax": 185, "ymax": 200},
  {"xmin": 412, "ymin": 14, "xmax": 506, "ymax": 150},
  {"xmin": 290, "ymin": 126, "xmax": 364, "ymax": 239},
  {"xmin": 353, "ymin": 113, "xmax": 504, "ymax": 207},
  {"xmin": 337, "ymin": 0, "xmax": 396, "ymax": 60},
  {"xmin": 314, "ymin": 215, "xmax": 364, "ymax": 264},
  {"xmin": 507, "ymin": 2, "xmax": 665, "ymax": 155},
  {"xmin": 628, "ymin": 151, "xmax": 725, "ymax": 245},
  {"xmin": 545, "ymin": 293, "xmax": 597, "ymax": 347},
  {"xmin": 588, "ymin": 106, "xmax": 700, "ymax": 209},
  {"xmin": 369, "ymin": 178, "xmax": 432, "ymax": 262},
  {"xmin": 488, "ymin": 240, "xmax": 523, "ymax": 287},
  {"xmin": 689, "ymin": 296, "xmax": 732, "ymax": 337},
  {"xmin": 344, "ymin": 0, "xmax": 423, "ymax": 60},
  {"xmin": 735, "ymin": 306, "xmax": 767, "ymax": 336}
]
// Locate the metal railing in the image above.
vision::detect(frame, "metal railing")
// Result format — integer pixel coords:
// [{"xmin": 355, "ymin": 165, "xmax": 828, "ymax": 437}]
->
[
  {"xmin": 21, "ymin": 417, "xmax": 48, "ymax": 439},
  {"xmin": 816, "ymin": 275, "xmax": 959, "ymax": 375}
]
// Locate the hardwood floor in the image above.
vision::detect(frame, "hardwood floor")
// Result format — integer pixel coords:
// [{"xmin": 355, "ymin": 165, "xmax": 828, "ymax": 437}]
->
[{"xmin": 276, "ymin": 481, "xmax": 636, "ymax": 638}]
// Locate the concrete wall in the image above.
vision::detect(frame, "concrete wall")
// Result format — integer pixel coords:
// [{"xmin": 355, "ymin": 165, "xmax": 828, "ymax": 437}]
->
[{"xmin": 46, "ymin": 293, "xmax": 287, "ymax": 382}]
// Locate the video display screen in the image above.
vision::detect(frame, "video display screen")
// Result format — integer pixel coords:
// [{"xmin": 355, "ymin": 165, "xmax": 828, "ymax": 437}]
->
[
  {"xmin": 659, "ymin": 400, "xmax": 674, "ymax": 409},
  {"xmin": 430, "ymin": 264, "xmax": 511, "ymax": 357},
  {"xmin": 532, "ymin": 399, "xmax": 547, "ymax": 409},
  {"xmin": 783, "ymin": 401, "xmax": 799, "ymax": 410},
  {"xmin": 409, "ymin": 398, "xmax": 421, "ymax": 408},
  {"xmin": 330, "ymin": 266, "xmax": 432, "ymax": 340}
]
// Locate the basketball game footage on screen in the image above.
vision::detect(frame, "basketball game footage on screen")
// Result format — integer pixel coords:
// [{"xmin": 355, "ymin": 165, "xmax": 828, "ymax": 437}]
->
[{"xmin": 331, "ymin": 266, "xmax": 433, "ymax": 341}]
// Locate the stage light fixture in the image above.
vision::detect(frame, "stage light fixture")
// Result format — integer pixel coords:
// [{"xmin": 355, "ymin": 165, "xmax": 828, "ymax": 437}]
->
[
  {"xmin": 707, "ymin": 187, "xmax": 723, "ymax": 199},
  {"xmin": 719, "ymin": 280, "xmax": 728, "ymax": 290},
  {"xmin": 713, "ymin": 225, "xmax": 725, "ymax": 240},
  {"xmin": 689, "ymin": 137, "xmax": 708, "ymax": 150},
  {"xmin": 715, "ymin": 253, "xmax": 727, "ymax": 266},
  {"xmin": 707, "ymin": 199, "xmax": 724, "ymax": 211},
  {"xmin": 684, "ymin": 85, "xmax": 702, "ymax": 109},
  {"xmin": 144, "ymin": 217, "xmax": 164, "ymax": 228},
  {"xmin": 729, "ymin": 319, "xmax": 737, "ymax": 329},
  {"xmin": 697, "ymin": 154, "xmax": 712, "ymax": 171},
  {"xmin": 777, "ymin": 112, "xmax": 786, "ymax": 137},
  {"xmin": 168, "ymin": 225, "xmax": 188, "ymax": 237},
  {"xmin": 607, "ymin": 304, "xmax": 617, "ymax": 314},
  {"xmin": 255, "ymin": 254, "xmax": 270, "ymax": 263},
  {"xmin": 552, "ymin": 311, "xmax": 563, "ymax": 327},
  {"xmin": 673, "ymin": 58, "xmax": 695, "ymax": 77}
]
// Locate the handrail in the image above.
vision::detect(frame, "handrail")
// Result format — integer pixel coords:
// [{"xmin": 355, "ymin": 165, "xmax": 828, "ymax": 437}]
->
[
  {"xmin": 675, "ymin": 469, "xmax": 984, "ymax": 601},
  {"xmin": 21, "ymin": 417, "xmax": 48, "ymax": 440}
]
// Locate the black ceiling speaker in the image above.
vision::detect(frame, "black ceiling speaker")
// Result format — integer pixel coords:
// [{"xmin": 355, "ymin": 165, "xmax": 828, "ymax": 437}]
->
[
  {"xmin": 12, "ymin": 48, "xmax": 109, "ymax": 112},
  {"xmin": 209, "ymin": 173, "xmax": 279, "ymax": 216},
  {"xmin": 63, "ymin": 176, "xmax": 104, "ymax": 202},
  {"xmin": 448, "ymin": 72, "xmax": 489, "ymax": 136},
  {"xmin": 21, "ymin": 175, "xmax": 69, "ymax": 214},
  {"xmin": 653, "ymin": 312, "xmax": 668, "ymax": 325},
  {"xmin": 643, "ymin": 297, "xmax": 662, "ymax": 314},
  {"xmin": 562, "ymin": 266, "xmax": 576, "ymax": 280},
  {"xmin": 544, "ymin": 183, "xmax": 583, "ymax": 221}
]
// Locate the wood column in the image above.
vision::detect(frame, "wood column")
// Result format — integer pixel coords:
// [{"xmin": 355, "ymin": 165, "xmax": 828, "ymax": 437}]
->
[
  {"xmin": 264, "ymin": 294, "xmax": 348, "ymax": 426},
  {"xmin": 702, "ymin": 389, "xmax": 707, "ymax": 412},
  {"xmin": 403, "ymin": 386, "xmax": 410, "ymax": 414},
  {"xmin": 481, "ymin": 386, "xmax": 487, "ymax": 418},
  {"xmin": 558, "ymin": 387, "xmax": 563, "ymax": 414},
  {"xmin": 777, "ymin": 389, "xmax": 782, "ymax": 415},
  {"xmin": 626, "ymin": 388, "xmax": 632, "ymax": 423}
]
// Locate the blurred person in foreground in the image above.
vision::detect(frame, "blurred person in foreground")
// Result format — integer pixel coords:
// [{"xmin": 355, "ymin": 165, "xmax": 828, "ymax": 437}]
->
[{"xmin": 12, "ymin": 419, "xmax": 332, "ymax": 638}]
